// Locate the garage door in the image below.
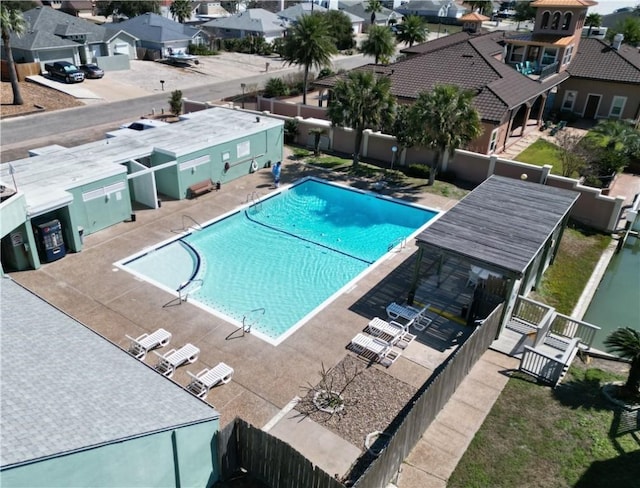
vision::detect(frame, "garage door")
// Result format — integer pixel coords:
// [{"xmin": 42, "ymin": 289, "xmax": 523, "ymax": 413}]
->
[
  {"xmin": 114, "ymin": 43, "xmax": 129, "ymax": 55},
  {"xmin": 37, "ymin": 49, "xmax": 75, "ymax": 71}
]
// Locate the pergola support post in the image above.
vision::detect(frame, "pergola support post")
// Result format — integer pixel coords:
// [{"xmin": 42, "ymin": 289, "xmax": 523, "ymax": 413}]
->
[{"xmin": 407, "ymin": 247, "xmax": 424, "ymax": 305}]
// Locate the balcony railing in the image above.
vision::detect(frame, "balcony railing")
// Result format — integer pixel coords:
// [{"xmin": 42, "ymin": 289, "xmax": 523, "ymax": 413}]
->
[
  {"xmin": 539, "ymin": 62, "xmax": 559, "ymax": 80},
  {"xmin": 550, "ymin": 313, "xmax": 601, "ymax": 349}
]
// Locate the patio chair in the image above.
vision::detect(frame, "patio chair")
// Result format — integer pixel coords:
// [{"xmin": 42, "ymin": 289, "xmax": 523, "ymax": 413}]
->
[
  {"xmin": 412, "ymin": 314, "xmax": 434, "ymax": 332},
  {"xmin": 366, "ymin": 317, "xmax": 407, "ymax": 344},
  {"xmin": 348, "ymin": 333, "xmax": 399, "ymax": 365},
  {"xmin": 154, "ymin": 343, "xmax": 200, "ymax": 378},
  {"xmin": 186, "ymin": 362, "xmax": 234, "ymax": 399},
  {"xmin": 126, "ymin": 328, "xmax": 172, "ymax": 360},
  {"xmin": 386, "ymin": 302, "xmax": 428, "ymax": 324}
]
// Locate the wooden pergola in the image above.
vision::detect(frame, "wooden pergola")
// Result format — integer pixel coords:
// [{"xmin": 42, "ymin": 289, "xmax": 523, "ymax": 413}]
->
[{"xmin": 410, "ymin": 175, "xmax": 579, "ymax": 333}]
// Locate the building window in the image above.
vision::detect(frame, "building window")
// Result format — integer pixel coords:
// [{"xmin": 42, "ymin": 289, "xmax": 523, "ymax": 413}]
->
[
  {"xmin": 510, "ymin": 45, "xmax": 525, "ymax": 63},
  {"xmin": 562, "ymin": 12, "xmax": 572, "ymax": 30},
  {"xmin": 562, "ymin": 45, "xmax": 574, "ymax": 65},
  {"xmin": 541, "ymin": 47, "xmax": 558, "ymax": 65},
  {"xmin": 541, "ymin": 11, "xmax": 550, "ymax": 29},
  {"xmin": 489, "ymin": 128, "xmax": 499, "ymax": 154},
  {"xmin": 609, "ymin": 96, "xmax": 627, "ymax": 118},
  {"xmin": 562, "ymin": 91, "xmax": 577, "ymax": 112},
  {"xmin": 551, "ymin": 12, "xmax": 561, "ymax": 30}
]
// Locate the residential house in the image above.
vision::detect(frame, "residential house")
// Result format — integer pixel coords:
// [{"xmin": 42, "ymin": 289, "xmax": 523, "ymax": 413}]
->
[
  {"xmin": 2, "ymin": 6, "xmax": 138, "ymax": 71},
  {"xmin": 396, "ymin": 0, "xmax": 468, "ymax": 22},
  {"xmin": 277, "ymin": 2, "xmax": 365, "ymax": 35},
  {"xmin": 0, "ymin": 278, "xmax": 221, "ymax": 487},
  {"xmin": 554, "ymin": 36, "xmax": 640, "ymax": 121},
  {"xmin": 338, "ymin": 1, "xmax": 401, "ymax": 30},
  {"xmin": 196, "ymin": 1, "xmax": 233, "ymax": 22},
  {"xmin": 59, "ymin": 0, "xmax": 94, "ymax": 17},
  {"xmin": 316, "ymin": 0, "xmax": 637, "ymax": 155},
  {"xmin": 106, "ymin": 12, "xmax": 208, "ymax": 59},
  {"xmin": 201, "ymin": 9, "xmax": 286, "ymax": 43}
]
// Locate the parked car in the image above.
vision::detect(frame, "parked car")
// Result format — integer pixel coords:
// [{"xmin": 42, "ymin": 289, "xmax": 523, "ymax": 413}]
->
[
  {"xmin": 79, "ymin": 64, "xmax": 104, "ymax": 79},
  {"xmin": 44, "ymin": 61, "xmax": 84, "ymax": 83}
]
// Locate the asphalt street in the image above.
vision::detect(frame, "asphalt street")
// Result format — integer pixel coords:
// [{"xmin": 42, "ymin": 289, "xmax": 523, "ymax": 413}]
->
[{"xmin": 0, "ymin": 54, "xmax": 370, "ymax": 162}]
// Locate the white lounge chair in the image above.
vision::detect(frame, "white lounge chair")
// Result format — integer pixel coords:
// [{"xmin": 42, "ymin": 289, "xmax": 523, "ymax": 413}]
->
[
  {"xmin": 412, "ymin": 314, "xmax": 434, "ymax": 332},
  {"xmin": 386, "ymin": 302, "xmax": 429, "ymax": 324},
  {"xmin": 366, "ymin": 317, "xmax": 406, "ymax": 341},
  {"xmin": 348, "ymin": 333, "xmax": 399, "ymax": 365},
  {"xmin": 126, "ymin": 328, "xmax": 172, "ymax": 360},
  {"xmin": 187, "ymin": 362, "xmax": 234, "ymax": 399},
  {"xmin": 154, "ymin": 343, "xmax": 200, "ymax": 378}
]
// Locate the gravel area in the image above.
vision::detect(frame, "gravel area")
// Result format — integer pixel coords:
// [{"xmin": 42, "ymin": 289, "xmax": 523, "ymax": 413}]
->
[
  {"xmin": 296, "ymin": 355, "xmax": 415, "ymax": 450},
  {"xmin": 1, "ymin": 81, "xmax": 83, "ymax": 118}
]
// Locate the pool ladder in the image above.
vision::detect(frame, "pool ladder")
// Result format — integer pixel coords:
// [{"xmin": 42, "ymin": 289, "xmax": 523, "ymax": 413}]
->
[
  {"xmin": 172, "ymin": 215, "xmax": 202, "ymax": 234},
  {"xmin": 388, "ymin": 236, "xmax": 407, "ymax": 252},
  {"xmin": 177, "ymin": 279, "xmax": 203, "ymax": 302},
  {"xmin": 245, "ymin": 191, "xmax": 263, "ymax": 212},
  {"xmin": 242, "ymin": 307, "xmax": 265, "ymax": 335}
]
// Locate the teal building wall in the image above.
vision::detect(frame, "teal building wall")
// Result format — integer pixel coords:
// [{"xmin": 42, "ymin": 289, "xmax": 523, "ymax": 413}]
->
[{"xmin": 0, "ymin": 419, "xmax": 219, "ymax": 488}]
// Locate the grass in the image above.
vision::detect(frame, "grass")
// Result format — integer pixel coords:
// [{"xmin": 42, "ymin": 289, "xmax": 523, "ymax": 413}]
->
[
  {"xmin": 514, "ymin": 138, "xmax": 564, "ymax": 175},
  {"xmin": 293, "ymin": 149, "xmax": 470, "ymax": 201},
  {"xmin": 531, "ymin": 225, "xmax": 611, "ymax": 314},
  {"xmin": 448, "ymin": 365, "xmax": 640, "ymax": 488}
]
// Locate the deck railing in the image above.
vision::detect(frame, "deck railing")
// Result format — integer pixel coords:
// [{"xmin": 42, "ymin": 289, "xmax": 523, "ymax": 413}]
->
[
  {"xmin": 520, "ymin": 337, "xmax": 580, "ymax": 387},
  {"xmin": 550, "ymin": 313, "xmax": 600, "ymax": 348},
  {"xmin": 508, "ymin": 296, "xmax": 555, "ymax": 343}
]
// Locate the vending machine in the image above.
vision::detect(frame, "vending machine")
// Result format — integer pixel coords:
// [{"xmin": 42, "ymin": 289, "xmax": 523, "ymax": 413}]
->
[{"xmin": 35, "ymin": 219, "xmax": 66, "ymax": 263}]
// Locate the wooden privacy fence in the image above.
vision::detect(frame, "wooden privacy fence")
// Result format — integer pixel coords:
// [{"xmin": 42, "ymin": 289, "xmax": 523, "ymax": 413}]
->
[
  {"xmin": 217, "ymin": 418, "xmax": 343, "ymax": 488},
  {"xmin": 349, "ymin": 303, "xmax": 503, "ymax": 487}
]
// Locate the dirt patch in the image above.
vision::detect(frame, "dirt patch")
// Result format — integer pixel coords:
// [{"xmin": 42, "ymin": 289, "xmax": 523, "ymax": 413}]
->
[{"xmin": 1, "ymin": 80, "xmax": 83, "ymax": 118}]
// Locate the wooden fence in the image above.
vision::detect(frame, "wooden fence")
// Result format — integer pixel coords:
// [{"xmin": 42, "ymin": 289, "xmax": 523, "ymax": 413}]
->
[
  {"xmin": 217, "ymin": 418, "xmax": 343, "ymax": 488},
  {"xmin": 216, "ymin": 305, "xmax": 503, "ymax": 488},
  {"xmin": 348, "ymin": 303, "xmax": 504, "ymax": 487}
]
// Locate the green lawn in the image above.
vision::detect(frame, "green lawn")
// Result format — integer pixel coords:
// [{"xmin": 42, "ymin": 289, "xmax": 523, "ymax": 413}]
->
[
  {"xmin": 531, "ymin": 226, "xmax": 611, "ymax": 314},
  {"xmin": 448, "ymin": 366, "xmax": 640, "ymax": 488},
  {"xmin": 514, "ymin": 138, "xmax": 564, "ymax": 175}
]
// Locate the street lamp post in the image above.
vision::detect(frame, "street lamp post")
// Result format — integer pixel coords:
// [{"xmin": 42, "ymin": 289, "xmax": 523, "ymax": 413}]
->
[
  {"xmin": 390, "ymin": 145, "xmax": 398, "ymax": 171},
  {"xmin": 240, "ymin": 83, "xmax": 246, "ymax": 109}
]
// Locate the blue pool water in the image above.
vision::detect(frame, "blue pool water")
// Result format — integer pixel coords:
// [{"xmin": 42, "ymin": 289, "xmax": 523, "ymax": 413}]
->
[{"xmin": 121, "ymin": 178, "xmax": 438, "ymax": 344}]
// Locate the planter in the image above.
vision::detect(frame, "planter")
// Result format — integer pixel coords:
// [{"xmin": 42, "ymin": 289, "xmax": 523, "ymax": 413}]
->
[{"xmin": 313, "ymin": 390, "xmax": 344, "ymax": 414}]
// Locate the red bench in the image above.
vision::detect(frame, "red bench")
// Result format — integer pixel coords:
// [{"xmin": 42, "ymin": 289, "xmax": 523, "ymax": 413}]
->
[{"xmin": 188, "ymin": 179, "xmax": 215, "ymax": 198}]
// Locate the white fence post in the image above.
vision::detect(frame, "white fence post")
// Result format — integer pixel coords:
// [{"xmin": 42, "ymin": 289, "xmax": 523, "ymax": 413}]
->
[{"xmin": 487, "ymin": 155, "xmax": 497, "ymax": 178}]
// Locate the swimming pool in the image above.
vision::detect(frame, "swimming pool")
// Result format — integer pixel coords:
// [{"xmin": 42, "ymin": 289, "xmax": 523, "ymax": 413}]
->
[{"xmin": 119, "ymin": 178, "xmax": 439, "ymax": 345}]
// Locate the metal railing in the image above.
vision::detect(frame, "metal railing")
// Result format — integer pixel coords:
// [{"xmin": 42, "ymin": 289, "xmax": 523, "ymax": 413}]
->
[
  {"xmin": 242, "ymin": 307, "xmax": 265, "ymax": 335},
  {"xmin": 387, "ymin": 236, "xmax": 406, "ymax": 252},
  {"xmin": 177, "ymin": 278, "xmax": 203, "ymax": 302},
  {"xmin": 245, "ymin": 191, "xmax": 262, "ymax": 212},
  {"xmin": 182, "ymin": 214, "xmax": 202, "ymax": 231},
  {"xmin": 539, "ymin": 61, "xmax": 559, "ymax": 80}
]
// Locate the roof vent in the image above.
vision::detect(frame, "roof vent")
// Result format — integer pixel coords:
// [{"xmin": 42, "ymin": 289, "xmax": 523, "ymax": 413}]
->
[{"xmin": 612, "ymin": 33, "xmax": 624, "ymax": 50}]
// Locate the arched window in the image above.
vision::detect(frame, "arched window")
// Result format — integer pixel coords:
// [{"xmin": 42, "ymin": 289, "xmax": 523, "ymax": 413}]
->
[
  {"xmin": 562, "ymin": 12, "xmax": 572, "ymax": 30},
  {"xmin": 551, "ymin": 12, "xmax": 561, "ymax": 30},
  {"xmin": 541, "ymin": 11, "xmax": 550, "ymax": 29}
]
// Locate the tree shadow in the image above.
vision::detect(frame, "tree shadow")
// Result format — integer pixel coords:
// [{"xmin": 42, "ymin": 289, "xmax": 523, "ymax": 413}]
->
[{"xmin": 573, "ymin": 449, "xmax": 640, "ymax": 488}]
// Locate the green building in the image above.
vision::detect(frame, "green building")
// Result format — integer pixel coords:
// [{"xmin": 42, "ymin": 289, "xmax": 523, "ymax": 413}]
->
[
  {"xmin": 0, "ymin": 107, "xmax": 284, "ymax": 272},
  {"xmin": 0, "ymin": 277, "xmax": 220, "ymax": 487}
]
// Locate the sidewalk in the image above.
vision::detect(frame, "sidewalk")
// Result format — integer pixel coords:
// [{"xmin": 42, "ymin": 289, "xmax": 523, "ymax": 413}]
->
[{"xmin": 396, "ymin": 349, "xmax": 519, "ymax": 488}]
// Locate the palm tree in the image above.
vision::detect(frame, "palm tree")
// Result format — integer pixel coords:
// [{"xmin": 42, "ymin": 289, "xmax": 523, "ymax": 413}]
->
[
  {"xmin": 360, "ymin": 24, "xmax": 396, "ymax": 64},
  {"xmin": 604, "ymin": 327, "xmax": 640, "ymax": 399},
  {"xmin": 170, "ymin": 0, "xmax": 192, "ymax": 23},
  {"xmin": 409, "ymin": 85, "xmax": 482, "ymax": 185},
  {"xmin": 396, "ymin": 15, "xmax": 428, "ymax": 48},
  {"xmin": 463, "ymin": 1, "xmax": 493, "ymax": 15},
  {"xmin": 0, "ymin": 4, "xmax": 26, "ymax": 105},
  {"xmin": 326, "ymin": 70, "xmax": 396, "ymax": 167},
  {"xmin": 585, "ymin": 13, "xmax": 602, "ymax": 37},
  {"xmin": 364, "ymin": 0, "xmax": 383, "ymax": 26},
  {"xmin": 281, "ymin": 13, "xmax": 337, "ymax": 105}
]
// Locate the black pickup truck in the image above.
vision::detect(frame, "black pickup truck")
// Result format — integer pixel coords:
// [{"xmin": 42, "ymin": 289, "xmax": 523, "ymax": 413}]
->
[{"xmin": 44, "ymin": 61, "xmax": 85, "ymax": 83}]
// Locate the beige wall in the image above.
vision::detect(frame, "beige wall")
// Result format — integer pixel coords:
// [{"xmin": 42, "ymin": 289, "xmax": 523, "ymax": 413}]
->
[{"xmin": 555, "ymin": 78, "xmax": 640, "ymax": 121}]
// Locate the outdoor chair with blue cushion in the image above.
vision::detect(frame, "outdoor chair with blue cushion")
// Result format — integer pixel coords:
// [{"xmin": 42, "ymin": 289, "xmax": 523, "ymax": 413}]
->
[
  {"xmin": 126, "ymin": 328, "xmax": 172, "ymax": 360},
  {"xmin": 154, "ymin": 343, "xmax": 200, "ymax": 378},
  {"xmin": 186, "ymin": 362, "xmax": 234, "ymax": 399}
]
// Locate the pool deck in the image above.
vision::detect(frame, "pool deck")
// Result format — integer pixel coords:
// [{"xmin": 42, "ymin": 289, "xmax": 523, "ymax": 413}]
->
[{"xmin": 9, "ymin": 157, "xmax": 472, "ymax": 479}]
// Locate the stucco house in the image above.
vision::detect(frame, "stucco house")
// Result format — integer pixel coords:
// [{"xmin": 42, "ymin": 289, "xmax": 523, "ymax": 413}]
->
[
  {"xmin": 396, "ymin": 0, "xmax": 468, "ymax": 21},
  {"xmin": 1, "ymin": 6, "xmax": 138, "ymax": 71},
  {"xmin": 201, "ymin": 8, "xmax": 286, "ymax": 43},
  {"xmin": 106, "ymin": 12, "xmax": 208, "ymax": 59},
  {"xmin": 338, "ymin": 1, "xmax": 401, "ymax": 30}
]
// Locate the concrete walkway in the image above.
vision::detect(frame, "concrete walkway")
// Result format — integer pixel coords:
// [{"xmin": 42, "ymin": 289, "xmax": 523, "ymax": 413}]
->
[{"xmin": 396, "ymin": 350, "xmax": 519, "ymax": 488}]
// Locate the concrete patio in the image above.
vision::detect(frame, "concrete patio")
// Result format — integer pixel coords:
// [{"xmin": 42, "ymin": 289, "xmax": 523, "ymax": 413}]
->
[{"xmin": 8, "ymin": 156, "xmax": 481, "ymax": 478}]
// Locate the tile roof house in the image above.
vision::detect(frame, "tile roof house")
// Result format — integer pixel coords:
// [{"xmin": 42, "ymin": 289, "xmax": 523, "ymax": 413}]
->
[
  {"xmin": 316, "ymin": 0, "xmax": 638, "ymax": 155},
  {"xmin": 1, "ymin": 6, "xmax": 138, "ymax": 70},
  {"xmin": 105, "ymin": 12, "xmax": 208, "ymax": 59},
  {"xmin": 0, "ymin": 278, "xmax": 220, "ymax": 487},
  {"xmin": 201, "ymin": 8, "xmax": 287, "ymax": 43}
]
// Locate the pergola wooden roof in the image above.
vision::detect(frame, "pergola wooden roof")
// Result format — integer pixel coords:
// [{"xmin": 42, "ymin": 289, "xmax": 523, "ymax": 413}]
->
[{"xmin": 415, "ymin": 175, "xmax": 579, "ymax": 278}]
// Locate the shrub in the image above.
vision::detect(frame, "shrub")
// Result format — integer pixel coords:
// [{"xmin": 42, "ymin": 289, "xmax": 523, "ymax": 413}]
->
[
  {"xmin": 405, "ymin": 163, "xmax": 431, "ymax": 179},
  {"xmin": 284, "ymin": 119, "xmax": 299, "ymax": 143},
  {"xmin": 263, "ymin": 78, "xmax": 289, "ymax": 98},
  {"xmin": 317, "ymin": 68, "xmax": 335, "ymax": 79},
  {"xmin": 583, "ymin": 175, "xmax": 603, "ymax": 188},
  {"xmin": 188, "ymin": 43, "xmax": 218, "ymax": 56}
]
